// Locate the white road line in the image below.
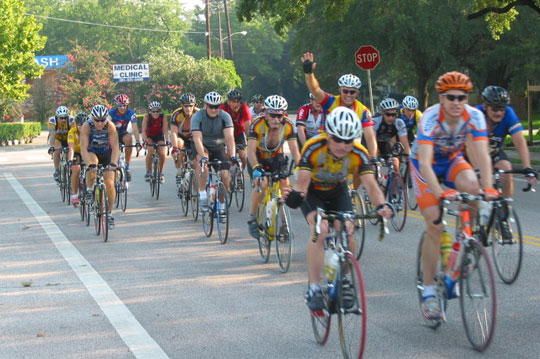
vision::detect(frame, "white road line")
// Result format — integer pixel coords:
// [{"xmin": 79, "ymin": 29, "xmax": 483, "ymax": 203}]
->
[{"xmin": 4, "ymin": 172, "xmax": 169, "ymax": 359}]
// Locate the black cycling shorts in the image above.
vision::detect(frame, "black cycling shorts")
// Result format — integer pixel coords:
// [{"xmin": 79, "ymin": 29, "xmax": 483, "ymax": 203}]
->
[
  {"xmin": 91, "ymin": 148, "xmax": 112, "ymax": 167},
  {"xmin": 147, "ymin": 133, "xmax": 165, "ymax": 143},
  {"xmin": 491, "ymin": 149, "xmax": 509, "ymax": 164},
  {"xmin": 300, "ymin": 182, "xmax": 352, "ymax": 217},
  {"xmin": 247, "ymin": 154, "xmax": 288, "ymax": 177},
  {"xmin": 235, "ymin": 133, "xmax": 247, "ymax": 150},
  {"xmin": 192, "ymin": 142, "xmax": 231, "ymax": 171}
]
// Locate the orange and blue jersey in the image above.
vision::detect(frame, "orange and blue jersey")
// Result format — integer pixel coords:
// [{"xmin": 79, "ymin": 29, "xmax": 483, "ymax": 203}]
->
[
  {"xmin": 248, "ymin": 115, "xmax": 297, "ymax": 160},
  {"xmin": 320, "ymin": 93, "xmax": 373, "ymax": 130}
]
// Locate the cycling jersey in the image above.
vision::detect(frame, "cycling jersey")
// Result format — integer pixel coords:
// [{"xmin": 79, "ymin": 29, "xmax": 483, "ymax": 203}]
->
[
  {"xmin": 48, "ymin": 116, "xmax": 75, "ymax": 142},
  {"xmin": 411, "ymin": 103, "xmax": 487, "ymax": 166},
  {"xmin": 171, "ymin": 107, "xmax": 200, "ymax": 137},
  {"xmin": 220, "ymin": 102, "xmax": 252, "ymax": 137},
  {"xmin": 87, "ymin": 120, "xmax": 110, "ymax": 154},
  {"xmin": 320, "ymin": 94, "xmax": 373, "ymax": 129},
  {"xmin": 296, "ymin": 104, "xmax": 324, "ymax": 140},
  {"xmin": 298, "ymin": 132, "xmax": 373, "ymax": 191},
  {"xmin": 248, "ymin": 115, "xmax": 297, "ymax": 160},
  {"xmin": 109, "ymin": 108, "xmax": 136, "ymax": 135},
  {"xmin": 191, "ymin": 109, "xmax": 233, "ymax": 148},
  {"xmin": 249, "ymin": 105, "xmax": 265, "ymax": 120},
  {"xmin": 398, "ymin": 106, "xmax": 422, "ymax": 142},
  {"xmin": 145, "ymin": 114, "xmax": 165, "ymax": 137},
  {"xmin": 475, "ymin": 105, "xmax": 523, "ymax": 155},
  {"xmin": 67, "ymin": 127, "xmax": 81, "ymax": 153},
  {"xmin": 373, "ymin": 115, "xmax": 408, "ymax": 142}
]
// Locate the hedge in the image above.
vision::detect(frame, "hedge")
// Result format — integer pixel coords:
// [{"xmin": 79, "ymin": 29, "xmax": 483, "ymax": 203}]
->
[{"xmin": 0, "ymin": 122, "xmax": 42, "ymax": 146}]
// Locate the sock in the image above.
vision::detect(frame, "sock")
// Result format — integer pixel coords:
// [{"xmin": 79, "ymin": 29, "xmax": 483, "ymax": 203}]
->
[
  {"xmin": 71, "ymin": 194, "xmax": 78, "ymax": 200},
  {"xmin": 219, "ymin": 202, "xmax": 225, "ymax": 211},
  {"xmin": 125, "ymin": 163, "xmax": 130, "ymax": 170},
  {"xmin": 199, "ymin": 190, "xmax": 207, "ymax": 201},
  {"xmin": 146, "ymin": 170, "xmax": 151, "ymax": 175},
  {"xmin": 309, "ymin": 283, "xmax": 321, "ymax": 293},
  {"xmin": 423, "ymin": 285, "xmax": 436, "ymax": 298}
]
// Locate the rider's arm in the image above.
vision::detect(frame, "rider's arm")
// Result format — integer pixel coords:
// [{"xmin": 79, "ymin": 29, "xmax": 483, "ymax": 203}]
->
[
  {"xmin": 79, "ymin": 123, "xmax": 91, "ymax": 164},
  {"xmin": 67, "ymin": 142, "xmax": 75, "ymax": 162},
  {"xmin": 131, "ymin": 122, "xmax": 140, "ymax": 143},
  {"xmin": 141, "ymin": 114, "xmax": 149, "ymax": 143},
  {"xmin": 512, "ymin": 131, "xmax": 532, "ymax": 169},
  {"xmin": 247, "ymin": 138, "xmax": 259, "ymax": 168},
  {"xmin": 192, "ymin": 131, "xmax": 205, "ymax": 159},
  {"xmin": 399, "ymin": 134, "xmax": 411, "ymax": 155},
  {"xmin": 418, "ymin": 143, "xmax": 444, "ymax": 198},
  {"xmin": 224, "ymin": 127, "xmax": 235, "ymax": 159},
  {"xmin": 287, "ymin": 138, "xmax": 301, "ymax": 165},
  {"xmin": 301, "ymin": 52, "xmax": 326, "ymax": 104},
  {"xmin": 243, "ymin": 104, "xmax": 252, "ymax": 135},
  {"xmin": 108, "ymin": 124, "xmax": 120, "ymax": 165},
  {"xmin": 293, "ymin": 169, "xmax": 312, "ymax": 194},
  {"xmin": 162, "ymin": 114, "xmax": 169, "ymax": 141},
  {"xmin": 361, "ymin": 171, "xmax": 385, "ymax": 207},
  {"xmin": 297, "ymin": 126, "xmax": 307, "ymax": 147},
  {"xmin": 466, "ymin": 134, "xmax": 493, "ymax": 190},
  {"xmin": 363, "ymin": 125, "xmax": 378, "ymax": 158},
  {"xmin": 170, "ymin": 124, "xmax": 179, "ymax": 147}
]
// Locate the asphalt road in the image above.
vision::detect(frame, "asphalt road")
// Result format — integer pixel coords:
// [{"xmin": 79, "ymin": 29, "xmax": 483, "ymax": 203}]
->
[{"xmin": 1, "ymin": 143, "xmax": 540, "ymax": 359}]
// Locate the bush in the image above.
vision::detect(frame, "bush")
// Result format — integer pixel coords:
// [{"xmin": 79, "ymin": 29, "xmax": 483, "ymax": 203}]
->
[{"xmin": 0, "ymin": 122, "xmax": 41, "ymax": 146}]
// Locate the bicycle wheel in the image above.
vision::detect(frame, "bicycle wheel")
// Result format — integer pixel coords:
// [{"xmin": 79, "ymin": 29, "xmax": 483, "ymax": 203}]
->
[
  {"xmin": 179, "ymin": 172, "xmax": 189, "ymax": 216},
  {"xmin": 155, "ymin": 170, "xmax": 161, "ymax": 200},
  {"xmin": 190, "ymin": 171, "xmax": 199, "ymax": 221},
  {"xmin": 216, "ymin": 182, "xmax": 229, "ymax": 244},
  {"xmin": 489, "ymin": 206, "xmax": 523, "ymax": 284},
  {"xmin": 60, "ymin": 164, "xmax": 67, "ymax": 202},
  {"xmin": 350, "ymin": 190, "xmax": 366, "ymax": 260},
  {"xmin": 85, "ymin": 190, "xmax": 91, "ymax": 227},
  {"xmin": 363, "ymin": 187, "xmax": 379, "ymax": 226},
  {"xmin": 337, "ymin": 253, "xmax": 367, "ymax": 359},
  {"xmin": 94, "ymin": 188, "xmax": 102, "ymax": 236},
  {"xmin": 227, "ymin": 169, "xmax": 235, "ymax": 209},
  {"xmin": 388, "ymin": 174, "xmax": 408, "ymax": 232},
  {"xmin": 79, "ymin": 186, "xmax": 86, "ymax": 221},
  {"xmin": 101, "ymin": 186, "xmax": 109, "ymax": 242},
  {"xmin": 66, "ymin": 166, "xmax": 72, "ymax": 206},
  {"xmin": 459, "ymin": 239, "xmax": 497, "ymax": 352},
  {"xmin": 202, "ymin": 197, "xmax": 214, "ymax": 238},
  {"xmin": 150, "ymin": 163, "xmax": 156, "ymax": 198},
  {"xmin": 114, "ymin": 170, "xmax": 121, "ymax": 209},
  {"xmin": 234, "ymin": 169, "xmax": 245, "ymax": 212},
  {"xmin": 309, "ymin": 283, "xmax": 332, "ymax": 346},
  {"xmin": 275, "ymin": 202, "xmax": 293, "ymax": 273},
  {"xmin": 404, "ymin": 166, "xmax": 418, "ymax": 210},
  {"xmin": 120, "ymin": 176, "xmax": 128, "ymax": 212},
  {"xmin": 415, "ymin": 232, "xmax": 447, "ymax": 329},
  {"xmin": 257, "ymin": 207, "xmax": 271, "ymax": 263}
]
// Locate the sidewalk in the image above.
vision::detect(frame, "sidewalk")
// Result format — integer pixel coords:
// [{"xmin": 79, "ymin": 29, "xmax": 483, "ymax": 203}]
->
[{"xmin": 0, "ymin": 130, "xmax": 49, "ymax": 152}]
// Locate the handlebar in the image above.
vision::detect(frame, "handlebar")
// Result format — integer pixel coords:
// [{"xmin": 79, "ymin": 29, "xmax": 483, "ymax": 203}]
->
[
  {"xmin": 315, "ymin": 208, "xmax": 387, "ymax": 243},
  {"xmin": 120, "ymin": 143, "xmax": 141, "ymax": 157},
  {"xmin": 494, "ymin": 168, "xmax": 536, "ymax": 192},
  {"xmin": 433, "ymin": 192, "xmax": 502, "ymax": 225}
]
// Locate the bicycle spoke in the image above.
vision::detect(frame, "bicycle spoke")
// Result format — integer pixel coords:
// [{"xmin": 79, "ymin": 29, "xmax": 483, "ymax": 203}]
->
[
  {"xmin": 275, "ymin": 203, "xmax": 293, "ymax": 273},
  {"xmin": 490, "ymin": 207, "xmax": 523, "ymax": 284}
]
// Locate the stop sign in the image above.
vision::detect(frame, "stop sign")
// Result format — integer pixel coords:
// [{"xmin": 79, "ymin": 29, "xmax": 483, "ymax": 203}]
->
[{"xmin": 355, "ymin": 45, "xmax": 380, "ymax": 70}]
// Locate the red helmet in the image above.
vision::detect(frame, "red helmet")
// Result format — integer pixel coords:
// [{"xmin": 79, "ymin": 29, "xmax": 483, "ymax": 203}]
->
[
  {"xmin": 114, "ymin": 94, "xmax": 129, "ymax": 105},
  {"xmin": 435, "ymin": 72, "xmax": 473, "ymax": 93}
]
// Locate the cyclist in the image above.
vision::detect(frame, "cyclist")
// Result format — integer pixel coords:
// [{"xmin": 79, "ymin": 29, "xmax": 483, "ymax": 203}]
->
[
  {"xmin": 48, "ymin": 106, "xmax": 75, "ymax": 182},
  {"xmin": 410, "ymin": 71, "xmax": 497, "ymax": 320},
  {"xmin": 67, "ymin": 112, "xmax": 87, "ymax": 206},
  {"xmin": 80, "ymin": 104, "xmax": 119, "ymax": 229},
  {"xmin": 249, "ymin": 94, "xmax": 265, "ymax": 119},
  {"xmin": 246, "ymin": 95, "xmax": 301, "ymax": 239},
  {"xmin": 142, "ymin": 101, "xmax": 169, "ymax": 184},
  {"xmin": 296, "ymin": 93, "xmax": 324, "ymax": 149},
  {"xmin": 220, "ymin": 89, "xmax": 251, "ymax": 172},
  {"xmin": 282, "ymin": 107, "xmax": 393, "ymax": 310},
  {"xmin": 191, "ymin": 92, "xmax": 236, "ymax": 213},
  {"xmin": 108, "ymin": 94, "xmax": 141, "ymax": 182},
  {"xmin": 171, "ymin": 92, "xmax": 199, "ymax": 184},
  {"xmin": 399, "ymin": 95, "xmax": 422, "ymax": 144},
  {"xmin": 301, "ymin": 52, "xmax": 378, "ymax": 159}
]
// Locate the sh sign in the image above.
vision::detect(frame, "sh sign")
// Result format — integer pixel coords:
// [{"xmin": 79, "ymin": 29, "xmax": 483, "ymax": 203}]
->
[
  {"xmin": 35, "ymin": 55, "xmax": 69, "ymax": 69},
  {"xmin": 112, "ymin": 63, "xmax": 150, "ymax": 83}
]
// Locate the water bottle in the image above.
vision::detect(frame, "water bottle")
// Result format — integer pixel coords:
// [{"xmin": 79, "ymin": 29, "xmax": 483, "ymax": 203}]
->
[
  {"xmin": 324, "ymin": 247, "xmax": 339, "ymax": 283},
  {"xmin": 478, "ymin": 200, "xmax": 491, "ymax": 226},
  {"xmin": 266, "ymin": 198, "xmax": 276, "ymax": 234},
  {"xmin": 440, "ymin": 231, "xmax": 453, "ymax": 268},
  {"xmin": 447, "ymin": 241, "xmax": 464, "ymax": 273},
  {"xmin": 209, "ymin": 185, "xmax": 216, "ymax": 202}
]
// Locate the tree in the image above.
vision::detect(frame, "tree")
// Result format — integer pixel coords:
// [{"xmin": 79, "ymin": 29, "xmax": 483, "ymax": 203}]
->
[{"xmin": 0, "ymin": 0, "xmax": 46, "ymax": 119}]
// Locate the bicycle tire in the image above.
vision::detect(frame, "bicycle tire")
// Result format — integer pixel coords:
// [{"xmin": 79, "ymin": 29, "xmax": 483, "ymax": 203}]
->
[
  {"xmin": 363, "ymin": 187, "xmax": 379, "ymax": 226},
  {"xmin": 459, "ymin": 239, "xmax": 497, "ymax": 352},
  {"xmin": 121, "ymin": 175, "xmax": 128, "ymax": 212},
  {"xmin": 257, "ymin": 206, "xmax": 271, "ymax": 263},
  {"xmin": 79, "ymin": 185, "xmax": 86, "ymax": 222},
  {"xmin": 404, "ymin": 166, "xmax": 418, "ymax": 210},
  {"xmin": 489, "ymin": 206, "xmax": 523, "ymax": 284},
  {"xmin": 350, "ymin": 190, "xmax": 366, "ymax": 260},
  {"xmin": 60, "ymin": 163, "xmax": 67, "ymax": 203},
  {"xmin": 275, "ymin": 203, "xmax": 293, "ymax": 273},
  {"xmin": 227, "ymin": 170, "xmax": 235, "ymax": 209},
  {"xmin": 85, "ymin": 189, "xmax": 91, "ymax": 227},
  {"xmin": 101, "ymin": 186, "xmax": 109, "ymax": 242},
  {"xmin": 388, "ymin": 174, "xmax": 408, "ymax": 231},
  {"xmin": 190, "ymin": 171, "xmax": 199, "ymax": 221},
  {"xmin": 202, "ymin": 196, "xmax": 213, "ymax": 238},
  {"xmin": 309, "ymin": 284, "xmax": 332, "ymax": 346},
  {"xmin": 216, "ymin": 182, "xmax": 229, "ymax": 244},
  {"xmin": 94, "ymin": 187, "xmax": 101, "ymax": 236},
  {"xmin": 66, "ymin": 166, "xmax": 72, "ymax": 206},
  {"xmin": 155, "ymin": 170, "xmax": 161, "ymax": 200},
  {"xmin": 180, "ymin": 173, "xmax": 189, "ymax": 216},
  {"xmin": 235, "ymin": 168, "xmax": 245, "ymax": 212},
  {"xmin": 337, "ymin": 253, "xmax": 367, "ymax": 359},
  {"xmin": 114, "ymin": 170, "xmax": 121, "ymax": 209}
]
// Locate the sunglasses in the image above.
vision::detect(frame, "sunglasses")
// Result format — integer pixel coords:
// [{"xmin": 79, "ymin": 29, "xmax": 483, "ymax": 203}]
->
[
  {"xmin": 207, "ymin": 104, "xmax": 220, "ymax": 110},
  {"xmin": 117, "ymin": 104, "xmax": 127, "ymax": 108},
  {"xmin": 269, "ymin": 113, "xmax": 284, "ymax": 119},
  {"xmin": 182, "ymin": 104, "xmax": 195, "ymax": 108},
  {"xmin": 384, "ymin": 112, "xmax": 398, "ymax": 117},
  {"xmin": 150, "ymin": 110, "xmax": 160, "ymax": 114},
  {"xmin": 341, "ymin": 89, "xmax": 357, "ymax": 95},
  {"xmin": 489, "ymin": 105, "xmax": 506, "ymax": 112},
  {"xmin": 59, "ymin": 116, "xmax": 68, "ymax": 120},
  {"xmin": 443, "ymin": 94, "xmax": 468, "ymax": 102},
  {"xmin": 94, "ymin": 118, "xmax": 107, "ymax": 123},
  {"xmin": 331, "ymin": 135, "xmax": 354, "ymax": 144}
]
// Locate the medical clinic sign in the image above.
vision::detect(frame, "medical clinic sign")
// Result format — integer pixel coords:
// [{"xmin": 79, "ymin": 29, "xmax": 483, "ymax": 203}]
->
[{"xmin": 112, "ymin": 63, "xmax": 150, "ymax": 83}]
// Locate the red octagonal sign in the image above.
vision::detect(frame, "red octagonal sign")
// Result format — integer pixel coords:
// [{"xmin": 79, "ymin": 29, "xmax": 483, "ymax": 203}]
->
[{"xmin": 355, "ymin": 45, "xmax": 380, "ymax": 70}]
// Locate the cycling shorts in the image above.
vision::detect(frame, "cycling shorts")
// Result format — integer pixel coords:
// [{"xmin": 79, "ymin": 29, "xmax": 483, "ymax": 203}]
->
[
  {"xmin": 191, "ymin": 142, "xmax": 231, "ymax": 171},
  {"xmin": 89, "ymin": 148, "xmax": 112, "ymax": 167},
  {"xmin": 147, "ymin": 133, "xmax": 165, "ymax": 144},
  {"xmin": 300, "ymin": 182, "xmax": 352, "ymax": 217},
  {"xmin": 235, "ymin": 133, "xmax": 247, "ymax": 150},
  {"xmin": 247, "ymin": 154, "xmax": 288, "ymax": 178}
]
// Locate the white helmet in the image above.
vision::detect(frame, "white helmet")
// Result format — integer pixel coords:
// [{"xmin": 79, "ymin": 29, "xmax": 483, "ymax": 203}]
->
[
  {"xmin": 91, "ymin": 104, "xmax": 108, "ymax": 120},
  {"xmin": 204, "ymin": 91, "xmax": 223, "ymax": 105},
  {"xmin": 325, "ymin": 107, "xmax": 362, "ymax": 140},
  {"xmin": 338, "ymin": 74, "xmax": 361, "ymax": 89},
  {"xmin": 56, "ymin": 106, "xmax": 69, "ymax": 117},
  {"xmin": 148, "ymin": 101, "xmax": 161, "ymax": 110},
  {"xmin": 379, "ymin": 98, "xmax": 399, "ymax": 111},
  {"xmin": 264, "ymin": 95, "xmax": 288, "ymax": 111},
  {"xmin": 402, "ymin": 95, "xmax": 419, "ymax": 110}
]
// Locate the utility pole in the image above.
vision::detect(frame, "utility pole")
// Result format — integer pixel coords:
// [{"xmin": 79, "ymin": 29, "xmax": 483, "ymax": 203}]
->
[
  {"xmin": 205, "ymin": 0, "xmax": 211, "ymax": 58},
  {"xmin": 217, "ymin": 4, "xmax": 224, "ymax": 58},
  {"xmin": 223, "ymin": 0, "xmax": 233, "ymax": 59}
]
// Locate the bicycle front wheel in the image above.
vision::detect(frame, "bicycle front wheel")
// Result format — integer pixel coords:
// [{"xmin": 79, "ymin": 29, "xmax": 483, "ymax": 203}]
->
[
  {"xmin": 363, "ymin": 187, "xmax": 379, "ymax": 226},
  {"xmin": 490, "ymin": 206, "xmax": 523, "ymax": 284},
  {"xmin": 155, "ymin": 170, "xmax": 161, "ymax": 200},
  {"xmin": 60, "ymin": 164, "xmax": 67, "ymax": 202},
  {"xmin": 351, "ymin": 190, "xmax": 366, "ymax": 260},
  {"xmin": 180, "ymin": 173, "xmax": 189, "ymax": 216},
  {"xmin": 234, "ymin": 169, "xmax": 245, "ymax": 212},
  {"xmin": 202, "ymin": 197, "xmax": 214, "ymax": 237},
  {"xmin": 216, "ymin": 182, "xmax": 229, "ymax": 244},
  {"xmin": 388, "ymin": 174, "xmax": 408, "ymax": 232},
  {"xmin": 114, "ymin": 170, "xmax": 121, "ymax": 209},
  {"xmin": 459, "ymin": 239, "xmax": 497, "ymax": 352},
  {"xmin": 120, "ymin": 177, "xmax": 128, "ymax": 212},
  {"xmin": 101, "ymin": 186, "xmax": 109, "ymax": 242},
  {"xmin": 337, "ymin": 253, "xmax": 367, "ymax": 359},
  {"xmin": 94, "ymin": 188, "xmax": 102, "ymax": 236},
  {"xmin": 79, "ymin": 187, "xmax": 86, "ymax": 222},
  {"xmin": 404, "ymin": 166, "xmax": 418, "ymax": 210},
  {"xmin": 309, "ymin": 284, "xmax": 332, "ymax": 346},
  {"xmin": 275, "ymin": 203, "xmax": 293, "ymax": 273},
  {"xmin": 66, "ymin": 167, "xmax": 72, "ymax": 206},
  {"xmin": 190, "ymin": 171, "xmax": 199, "ymax": 221},
  {"xmin": 257, "ymin": 206, "xmax": 271, "ymax": 263}
]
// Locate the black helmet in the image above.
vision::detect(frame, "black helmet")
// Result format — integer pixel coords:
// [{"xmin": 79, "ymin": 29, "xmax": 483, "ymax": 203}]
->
[
  {"xmin": 227, "ymin": 89, "xmax": 242, "ymax": 101},
  {"xmin": 75, "ymin": 112, "xmax": 88, "ymax": 125},
  {"xmin": 180, "ymin": 92, "xmax": 196, "ymax": 104},
  {"xmin": 251, "ymin": 94, "xmax": 264, "ymax": 102},
  {"xmin": 482, "ymin": 86, "xmax": 510, "ymax": 106}
]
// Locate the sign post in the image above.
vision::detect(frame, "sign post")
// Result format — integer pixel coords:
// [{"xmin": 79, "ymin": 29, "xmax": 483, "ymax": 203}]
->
[
  {"xmin": 112, "ymin": 63, "xmax": 150, "ymax": 83},
  {"xmin": 355, "ymin": 45, "xmax": 380, "ymax": 114}
]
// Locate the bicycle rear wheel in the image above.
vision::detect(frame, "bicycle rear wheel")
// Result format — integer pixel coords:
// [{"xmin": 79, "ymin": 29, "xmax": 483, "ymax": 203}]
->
[
  {"xmin": 179, "ymin": 173, "xmax": 189, "ymax": 216},
  {"xmin": 275, "ymin": 203, "xmax": 293, "ymax": 273},
  {"xmin": 337, "ymin": 253, "xmax": 367, "ymax": 359},
  {"xmin": 257, "ymin": 207, "xmax": 271, "ymax": 263},
  {"xmin": 79, "ymin": 186, "xmax": 87, "ymax": 221},
  {"xmin": 190, "ymin": 171, "xmax": 199, "ymax": 221},
  {"xmin": 404, "ymin": 166, "xmax": 418, "ymax": 210},
  {"xmin": 459, "ymin": 239, "xmax": 497, "ymax": 352},
  {"xmin": 351, "ymin": 190, "xmax": 366, "ymax": 260},
  {"xmin": 309, "ymin": 284, "xmax": 332, "ymax": 346},
  {"xmin": 234, "ymin": 168, "xmax": 245, "ymax": 212},
  {"xmin": 120, "ymin": 178, "xmax": 128, "ymax": 212},
  {"xmin": 490, "ymin": 206, "xmax": 523, "ymax": 284},
  {"xmin": 363, "ymin": 187, "xmax": 379, "ymax": 226},
  {"xmin": 101, "ymin": 186, "xmax": 109, "ymax": 242},
  {"xmin": 216, "ymin": 182, "xmax": 229, "ymax": 244},
  {"xmin": 388, "ymin": 174, "xmax": 408, "ymax": 231}
]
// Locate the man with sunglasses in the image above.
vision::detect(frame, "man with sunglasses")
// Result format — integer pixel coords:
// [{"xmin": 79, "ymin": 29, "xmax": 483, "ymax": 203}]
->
[
  {"xmin": 410, "ymin": 72, "xmax": 497, "ymax": 320},
  {"xmin": 221, "ymin": 89, "xmax": 252, "ymax": 173},
  {"xmin": 191, "ymin": 92, "xmax": 236, "ymax": 213},
  {"xmin": 108, "ymin": 94, "xmax": 141, "ymax": 182},
  {"xmin": 171, "ymin": 92, "xmax": 199, "ymax": 185},
  {"xmin": 399, "ymin": 95, "xmax": 423, "ymax": 144},
  {"xmin": 282, "ymin": 107, "xmax": 393, "ymax": 310},
  {"xmin": 301, "ymin": 52, "xmax": 378, "ymax": 159},
  {"xmin": 48, "ymin": 106, "xmax": 75, "ymax": 182},
  {"xmin": 475, "ymin": 86, "xmax": 537, "ymax": 200},
  {"xmin": 296, "ymin": 93, "xmax": 324, "ymax": 149},
  {"xmin": 249, "ymin": 94, "xmax": 265, "ymax": 119},
  {"xmin": 372, "ymin": 98, "xmax": 410, "ymax": 160},
  {"xmin": 246, "ymin": 95, "xmax": 301, "ymax": 239}
]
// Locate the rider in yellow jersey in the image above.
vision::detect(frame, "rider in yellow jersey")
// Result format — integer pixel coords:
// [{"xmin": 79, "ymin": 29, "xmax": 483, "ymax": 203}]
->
[
  {"xmin": 48, "ymin": 105, "xmax": 75, "ymax": 182},
  {"xmin": 67, "ymin": 112, "xmax": 87, "ymax": 207},
  {"xmin": 171, "ymin": 93, "xmax": 199, "ymax": 184}
]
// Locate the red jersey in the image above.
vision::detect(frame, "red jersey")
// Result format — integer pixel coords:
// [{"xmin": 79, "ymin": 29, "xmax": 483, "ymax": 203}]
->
[{"xmin": 220, "ymin": 102, "xmax": 252, "ymax": 136}]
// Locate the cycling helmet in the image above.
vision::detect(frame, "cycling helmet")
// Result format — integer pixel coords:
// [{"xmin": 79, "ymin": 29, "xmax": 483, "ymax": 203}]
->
[
  {"xmin": 204, "ymin": 91, "xmax": 223, "ymax": 105},
  {"xmin": 435, "ymin": 71, "xmax": 473, "ymax": 93},
  {"xmin": 251, "ymin": 94, "xmax": 264, "ymax": 102},
  {"xmin": 264, "ymin": 95, "xmax": 288, "ymax": 111},
  {"xmin": 180, "ymin": 92, "xmax": 196, "ymax": 104},
  {"xmin": 75, "ymin": 112, "xmax": 88, "ymax": 125},
  {"xmin": 338, "ymin": 74, "xmax": 362, "ymax": 89},
  {"xmin": 482, "ymin": 86, "xmax": 510, "ymax": 106},
  {"xmin": 148, "ymin": 101, "xmax": 161, "ymax": 110},
  {"xmin": 114, "ymin": 94, "xmax": 129, "ymax": 105},
  {"xmin": 379, "ymin": 98, "xmax": 399, "ymax": 111},
  {"xmin": 56, "ymin": 106, "xmax": 69, "ymax": 117},
  {"xmin": 309, "ymin": 93, "xmax": 315, "ymax": 100},
  {"xmin": 227, "ymin": 89, "xmax": 243, "ymax": 101},
  {"xmin": 326, "ymin": 107, "xmax": 362, "ymax": 140},
  {"xmin": 91, "ymin": 105, "xmax": 108, "ymax": 120},
  {"xmin": 402, "ymin": 95, "xmax": 419, "ymax": 110}
]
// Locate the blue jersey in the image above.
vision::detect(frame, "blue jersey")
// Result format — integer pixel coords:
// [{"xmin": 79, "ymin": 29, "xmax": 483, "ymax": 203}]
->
[
  {"xmin": 109, "ymin": 108, "xmax": 137, "ymax": 135},
  {"xmin": 475, "ymin": 105, "xmax": 523, "ymax": 155},
  {"xmin": 88, "ymin": 120, "xmax": 111, "ymax": 154}
]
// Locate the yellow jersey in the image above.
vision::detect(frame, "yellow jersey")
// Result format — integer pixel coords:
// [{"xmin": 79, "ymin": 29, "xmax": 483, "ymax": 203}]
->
[
  {"xmin": 248, "ymin": 115, "xmax": 297, "ymax": 160},
  {"xmin": 67, "ymin": 126, "xmax": 81, "ymax": 153}
]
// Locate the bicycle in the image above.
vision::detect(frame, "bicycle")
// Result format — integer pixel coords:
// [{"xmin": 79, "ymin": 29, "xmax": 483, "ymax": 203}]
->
[
  {"xmin": 88, "ymin": 164, "xmax": 112, "ymax": 242},
  {"xmin": 348, "ymin": 182, "xmax": 367, "ymax": 260},
  {"xmin": 200, "ymin": 159, "xmax": 230, "ymax": 244},
  {"xmin": 176, "ymin": 148, "xmax": 199, "ymax": 221},
  {"xmin": 401, "ymin": 158, "xmax": 418, "ymax": 210},
  {"xmin": 415, "ymin": 192, "xmax": 497, "ymax": 352},
  {"xmin": 78, "ymin": 163, "xmax": 88, "ymax": 224},
  {"xmin": 52, "ymin": 147, "xmax": 71, "ymax": 203},
  {"xmin": 309, "ymin": 208, "xmax": 385, "ymax": 359},
  {"xmin": 145, "ymin": 142, "xmax": 169, "ymax": 200},
  {"xmin": 228, "ymin": 144, "xmax": 246, "ymax": 212},
  {"xmin": 114, "ymin": 144, "xmax": 139, "ymax": 212},
  {"xmin": 254, "ymin": 158, "xmax": 294, "ymax": 273}
]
